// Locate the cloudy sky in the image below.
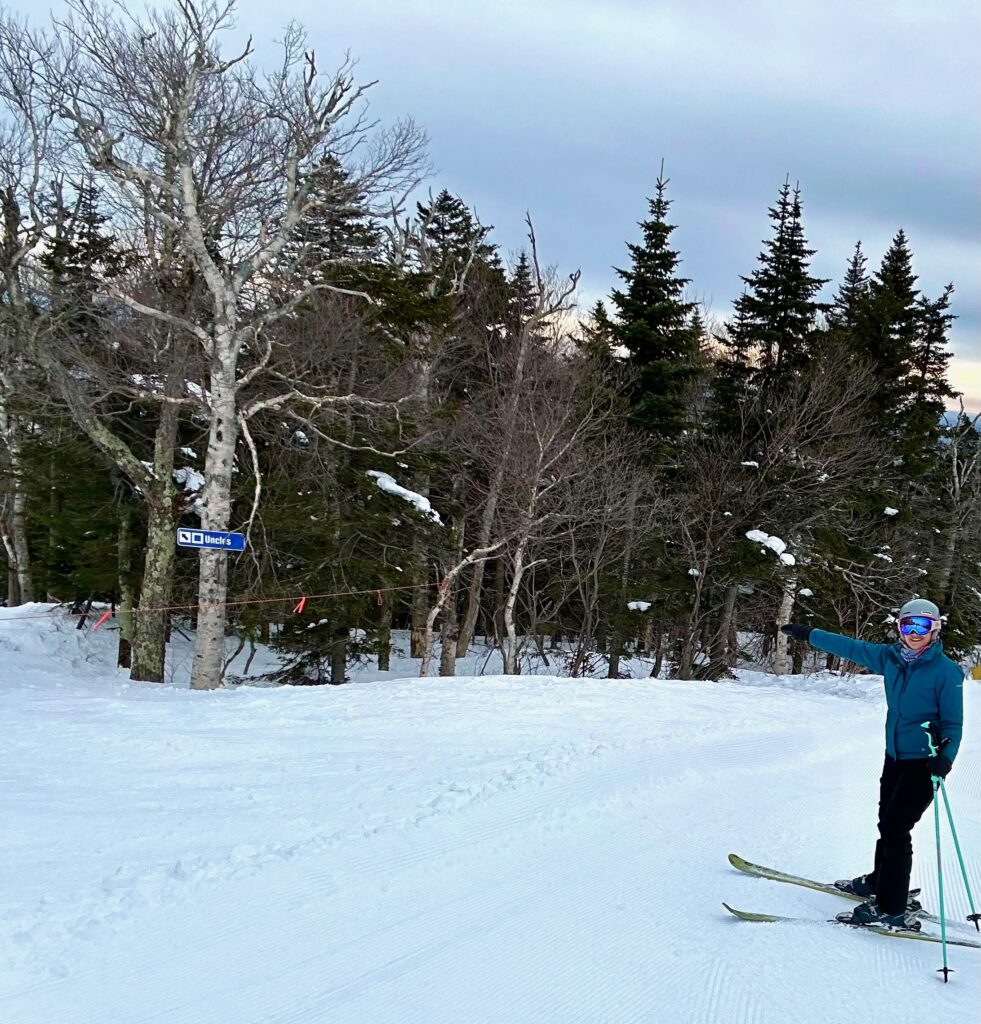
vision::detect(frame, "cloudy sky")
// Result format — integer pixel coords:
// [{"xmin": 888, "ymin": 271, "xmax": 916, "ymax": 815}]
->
[
  {"xmin": 239, "ymin": 0, "xmax": 977, "ymax": 406},
  {"xmin": 22, "ymin": 0, "xmax": 981, "ymax": 406}
]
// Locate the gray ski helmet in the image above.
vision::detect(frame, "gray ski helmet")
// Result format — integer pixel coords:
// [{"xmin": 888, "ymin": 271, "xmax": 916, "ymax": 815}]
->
[{"xmin": 898, "ymin": 598, "xmax": 941, "ymax": 630}]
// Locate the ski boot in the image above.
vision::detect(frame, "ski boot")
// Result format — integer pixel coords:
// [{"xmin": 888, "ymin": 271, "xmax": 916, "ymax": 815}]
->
[
  {"xmin": 833, "ymin": 874, "xmax": 874, "ymax": 898},
  {"xmin": 834, "ymin": 876, "xmax": 923, "ymax": 916},
  {"xmin": 836, "ymin": 900, "xmax": 922, "ymax": 932}
]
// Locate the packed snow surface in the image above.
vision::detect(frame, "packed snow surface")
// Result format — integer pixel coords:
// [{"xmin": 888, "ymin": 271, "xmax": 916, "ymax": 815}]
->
[{"xmin": 0, "ymin": 605, "xmax": 978, "ymax": 1023}]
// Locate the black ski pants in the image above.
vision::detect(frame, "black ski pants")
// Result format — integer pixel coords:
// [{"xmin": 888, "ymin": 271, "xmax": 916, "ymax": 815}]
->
[{"xmin": 866, "ymin": 754, "xmax": 935, "ymax": 915}]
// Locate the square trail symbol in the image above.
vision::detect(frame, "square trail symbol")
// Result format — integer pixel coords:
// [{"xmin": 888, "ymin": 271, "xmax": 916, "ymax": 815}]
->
[{"xmin": 176, "ymin": 528, "xmax": 246, "ymax": 552}]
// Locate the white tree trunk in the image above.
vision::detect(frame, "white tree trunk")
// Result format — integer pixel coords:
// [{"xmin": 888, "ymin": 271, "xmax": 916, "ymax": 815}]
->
[
  {"xmin": 437, "ymin": 484, "xmax": 467, "ymax": 676},
  {"xmin": 642, "ymin": 617, "xmax": 655, "ymax": 656},
  {"xmin": 377, "ymin": 592, "xmax": 392, "ymax": 672},
  {"xmin": 131, "ymin": 398, "xmax": 181, "ymax": 682},
  {"xmin": 190, "ymin": 365, "xmax": 239, "ymax": 690},
  {"xmin": 709, "ymin": 584, "xmax": 738, "ymax": 678},
  {"xmin": 456, "ymin": 464, "xmax": 504, "ymax": 657},
  {"xmin": 116, "ymin": 503, "xmax": 136, "ymax": 669},
  {"xmin": 0, "ymin": 396, "xmax": 34, "ymax": 605},
  {"xmin": 678, "ymin": 570, "xmax": 706, "ymax": 679},
  {"xmin": 608, "ymin": 474, "xmax": 642, "ymax": 679},
  {"xmin": 8, "ymin": 477, "xmax": 32, "ymax": 604},
  {"xmin": 772, "ymin": 577, "xmax": 798, "ymax": 676},
  {"xmin": 456, "ymin": 313, "xmax": 539, "ymax": 658},
  {"xmin": 419, "ymin": 596, "xmax": 443, "ymax": 679},
  {"xmin": 936, "ymin": 527, "xmax": 958, "ymax": 600},
  {"xmin": 503, "ymin": 537, "xmax": 530, "ymax": 675},
  {"xmin": 130, "ymin": 503, "xmax": 178, "ymax": 681},
  {"xmin": 410, "ymin": 514, "xmax": 431, "ymax": 659},
  {"xmin": 419, "ymin": 541, "xmax": 506, "ymax": 678},
  {"xmin": 2, "ymin": 525, "xmax": 18, "ymax": 604}
]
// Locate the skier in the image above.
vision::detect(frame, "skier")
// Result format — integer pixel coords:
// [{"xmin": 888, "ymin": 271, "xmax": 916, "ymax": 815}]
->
[{"xmin": 781, "ymin": 598, "xmax": 964, "ymax": 931}]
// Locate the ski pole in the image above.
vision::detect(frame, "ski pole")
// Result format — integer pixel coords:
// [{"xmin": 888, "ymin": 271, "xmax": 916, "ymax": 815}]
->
[
  {"xmin": 938, "ymin": 780, "xmax": 981, "ymax": 930},
  {"xmin": 922, "ymin": 721, "xmax": 951, "ymax": 982}
]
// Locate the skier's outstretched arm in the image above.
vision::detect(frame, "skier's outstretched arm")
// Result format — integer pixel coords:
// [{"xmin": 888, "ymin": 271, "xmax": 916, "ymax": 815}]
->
[{"xmin": 780, "ymin": 624, "xmax": 888, "ymax": 674}]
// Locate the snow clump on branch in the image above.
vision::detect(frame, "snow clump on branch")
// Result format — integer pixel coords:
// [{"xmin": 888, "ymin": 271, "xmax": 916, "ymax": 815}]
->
[
  {"xmin": 745, "ymin": 529, "xmax": 796, "ymax": 567},
  {"xmin": 367, "ymin": 471, "xmax": 443, "ymax": 524}
]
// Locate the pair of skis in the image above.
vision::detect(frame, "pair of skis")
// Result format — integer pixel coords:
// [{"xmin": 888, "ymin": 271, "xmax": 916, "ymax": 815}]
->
[{"xmin": 725, "ymin": 853, "xmax": 981, "ymax": 950}]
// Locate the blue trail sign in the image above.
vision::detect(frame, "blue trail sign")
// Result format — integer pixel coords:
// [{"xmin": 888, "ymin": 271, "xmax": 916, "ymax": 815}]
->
[{"xmin": 176, "ymin": 528, "xmax": 246, "ymax": 552}]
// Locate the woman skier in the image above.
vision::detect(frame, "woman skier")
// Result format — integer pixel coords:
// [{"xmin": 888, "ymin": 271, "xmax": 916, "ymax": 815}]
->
[{"xmin": 781, "ymin": 598, "xmax": 964, "ymax": 931}]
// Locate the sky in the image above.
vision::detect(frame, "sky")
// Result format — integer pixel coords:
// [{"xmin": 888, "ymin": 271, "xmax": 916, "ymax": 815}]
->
[{"xmin": 19, "ymin": 0, "xmax": 981, "ymax": 408}]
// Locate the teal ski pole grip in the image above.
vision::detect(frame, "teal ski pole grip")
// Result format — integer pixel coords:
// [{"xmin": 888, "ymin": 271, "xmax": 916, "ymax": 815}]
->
[{"xmin": 921, "ymin": 719, "xmax": 938, "ymax": 758}]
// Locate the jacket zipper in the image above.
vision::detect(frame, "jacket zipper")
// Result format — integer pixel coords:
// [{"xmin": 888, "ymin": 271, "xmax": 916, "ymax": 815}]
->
[{"xmin": 894, "ymin": 657, "xmax": 912, "ymax": 757}]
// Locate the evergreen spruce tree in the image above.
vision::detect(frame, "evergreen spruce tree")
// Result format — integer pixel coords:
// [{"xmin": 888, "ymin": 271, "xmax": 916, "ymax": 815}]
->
[
  {"xmin": 710, "ymin": 182, "xmax": 826, "ymax": 437},
  {"xmin": 575, "ymin": 300, "xmax": 617, "ymax": 361},
  {"xmin": 902, "ymin": 284, "xmax": 957, "ymax": 474},
  {"xmin": 416, "ymin": 190, "xmax": 499, "ymax": 294},
  {"xmin": 609, "ymin": 171, "xmax": 701, "ymax": 445},
  {"xmin": 827, "ymin": 241, "xmax": 869, "ymax": 331},
  {"xmin": 727, "ymin": 180, "xmax": 827, "ymax": 389},
  {"xmin": 284, "ymin": 157, "xmax": 379, "ymax": 289},
  {"xmin": 266, "ymin": 442, "xmax": 422, "ymax": 685},
  {"xmin": 844, "ymin": 231, "xmax": 956, "ymax": 471},
  {"xmin": 688, "ymin": 306, "xmax": 708, "ymax": 357},
  {"xmin": 708, "ymin": 298, "xmax": 757, "ymax": 436},
  {"xmin": 21, "ymin": 427, "xmax": 119, "ymax": 603},
  {"xmin": 29, "ymin": 179, "xmax": 127, "ymax": 607},
  {"xmin": 507, "ymin": 251, "xmax": 538, "ymax": 334},
  {"xmin": 819, "ymin": 232, "xmax": 958, "ymax": 641},
  {"xmin": 41, "ymin": 178, "xmax": 125, "ymax": 333},
  {"xmin": 852, "ymin": 229, "xmax": 921, "ymax": 437}
]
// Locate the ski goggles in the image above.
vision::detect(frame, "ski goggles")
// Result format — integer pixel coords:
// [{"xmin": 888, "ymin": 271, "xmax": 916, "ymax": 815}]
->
[{"xmin": 898, "ymin": 615, "xmax": 939, "ymax": 636}]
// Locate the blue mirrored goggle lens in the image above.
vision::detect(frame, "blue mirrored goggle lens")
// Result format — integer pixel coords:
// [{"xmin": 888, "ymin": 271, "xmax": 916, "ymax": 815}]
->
[{"xmin": 899, "ymin": 616, "xmax": 935, "ymax": 636}]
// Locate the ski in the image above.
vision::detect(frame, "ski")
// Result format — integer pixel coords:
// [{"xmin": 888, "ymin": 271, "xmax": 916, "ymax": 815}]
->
[
  {"xmin": 728, "ymin": 852, "xmax": 938, "ymax": 924},
  {"xmin": 722, "ymin": 902, "xmax": 981, "ymax": 949}
]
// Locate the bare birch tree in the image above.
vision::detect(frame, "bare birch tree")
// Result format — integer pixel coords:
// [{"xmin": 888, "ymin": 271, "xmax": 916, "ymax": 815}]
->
[
  {"xmin": 473, "ymin": 343, "xmax": 618, "ymax": 675},
  {"xmin": 455, "ymin": 220, "xmax": 579, "ymax": 657},
  {"xmin": 36, "ymin": 294, "xmax": 197, "ymax": 681},
  {"xmin": 40, "ymin": 0, "xmax": 425, "ymax": 687},
  {"xmin": 556, "ymin": 435, "xmax": 656, "ymax": 677}
]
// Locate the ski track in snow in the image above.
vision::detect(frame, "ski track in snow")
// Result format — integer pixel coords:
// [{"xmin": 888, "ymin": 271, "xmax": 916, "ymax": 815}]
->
[
  {"xmin": 11, "ymin": 743, "xmax": 834, "ymax": 1024},
  {"xmin": 0, "ymin": 607, "xmax": 977, "ymax": 1023}
]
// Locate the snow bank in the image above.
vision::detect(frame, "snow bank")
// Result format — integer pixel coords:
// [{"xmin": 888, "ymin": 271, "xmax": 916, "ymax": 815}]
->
[{"xmin": 733, "ymin": 668, "xmax": 885, "ymax": 704}]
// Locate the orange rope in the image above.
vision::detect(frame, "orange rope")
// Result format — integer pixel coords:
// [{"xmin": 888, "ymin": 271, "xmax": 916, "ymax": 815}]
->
[{"xmin": 0, "ymin": 581, "xmax": 435, "ymax": 627}]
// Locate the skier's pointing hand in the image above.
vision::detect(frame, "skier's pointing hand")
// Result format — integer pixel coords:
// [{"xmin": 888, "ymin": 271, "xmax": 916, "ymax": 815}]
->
[{"xmin": 780, "ymin": 623, "xmax": 812, "ymax": 643}]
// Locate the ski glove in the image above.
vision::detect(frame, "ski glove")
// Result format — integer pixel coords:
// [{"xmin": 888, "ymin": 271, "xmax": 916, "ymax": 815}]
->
[
  {"xmin": 927, "ymin": 754, "xmax": 952, "ymax": 779},
  {"xmin": 780, "ymin": 623, "xmax": 812, "ymax": 643}
]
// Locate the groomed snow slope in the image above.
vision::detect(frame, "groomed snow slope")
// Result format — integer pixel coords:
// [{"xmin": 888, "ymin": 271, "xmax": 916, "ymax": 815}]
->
[{"xmin": 0, "ymin": 605, "xmax": 977, "ymax": 1023}]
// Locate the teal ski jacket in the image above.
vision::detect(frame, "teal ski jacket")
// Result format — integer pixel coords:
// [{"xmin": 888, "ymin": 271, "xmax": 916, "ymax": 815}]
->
[{"xmin": 808, "ymin": 629, "xmax": 964, "ymax": 764}]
